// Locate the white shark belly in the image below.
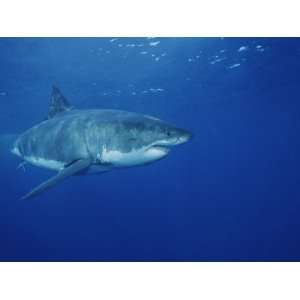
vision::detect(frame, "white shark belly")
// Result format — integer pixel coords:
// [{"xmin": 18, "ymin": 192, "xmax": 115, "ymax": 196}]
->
[
  {"xmin": 101, "ymin": 145, "xmax": 169, "ymax": 167},
  {"xmin": 26, "ymin": 156, "xmax": 65, "ymax": 171},
  {"xmin": 12, "ymin": 145, "xmax": 65, "ymax": 171}
]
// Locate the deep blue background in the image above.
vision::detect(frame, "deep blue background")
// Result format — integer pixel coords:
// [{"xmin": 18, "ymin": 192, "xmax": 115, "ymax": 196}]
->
[{"xmin": 0, "ymin": 38, "xmax": 300, "ymax": 261}]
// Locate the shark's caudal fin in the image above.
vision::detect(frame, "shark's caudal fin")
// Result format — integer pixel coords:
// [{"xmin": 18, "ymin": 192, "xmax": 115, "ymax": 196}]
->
[
  {"xmin": 0, "ymin": 134, "xmax": 18, "ymax": 155},
  {"xmin": 48, "ymin": 86, "xmax": 73, "ymax": 119}
]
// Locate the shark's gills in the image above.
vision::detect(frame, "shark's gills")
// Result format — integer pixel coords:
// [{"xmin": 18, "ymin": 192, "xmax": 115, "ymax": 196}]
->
[{"xmin": 21, "ymin": 158, "xmax": 92, "ymax": 200}]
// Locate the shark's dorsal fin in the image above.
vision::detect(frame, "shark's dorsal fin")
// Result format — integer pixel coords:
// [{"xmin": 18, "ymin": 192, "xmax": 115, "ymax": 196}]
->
[{"xmin": 48, "ymin": 86, "xmax": 72, "ymax": 119}]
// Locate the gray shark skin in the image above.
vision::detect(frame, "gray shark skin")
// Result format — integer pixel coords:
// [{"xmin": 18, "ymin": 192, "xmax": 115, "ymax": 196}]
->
[{"xmin": 11, "ymin": 87, "xmax": 192, "ymax": 199}]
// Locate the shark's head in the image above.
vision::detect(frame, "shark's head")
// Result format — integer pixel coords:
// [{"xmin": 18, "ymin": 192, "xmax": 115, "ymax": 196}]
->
[
  {"xmin": 100, "ymin": 115, "xmax": 192, "ymax": 167},
  {"xmin": 143, "ymin": 118, "xmax": 192, "ymax": 156}
]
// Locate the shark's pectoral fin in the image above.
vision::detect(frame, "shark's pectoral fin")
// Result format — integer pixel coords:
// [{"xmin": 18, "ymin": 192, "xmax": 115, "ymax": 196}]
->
[{"xmin": 21, "ymin": 158, "xmax": 92, "ymax": 200}]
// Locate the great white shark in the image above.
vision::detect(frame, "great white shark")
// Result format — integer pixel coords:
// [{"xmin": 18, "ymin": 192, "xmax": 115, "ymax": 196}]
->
[{"xmin": 7, "ymin": 86, "xmax": 192, "ymax": 199}]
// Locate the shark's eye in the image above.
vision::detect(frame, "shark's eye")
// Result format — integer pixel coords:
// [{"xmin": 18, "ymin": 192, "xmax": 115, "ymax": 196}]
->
[
  {"xmin": 167, "ymin": 131, "xmax": 171, "ymax": 136},
  {"xmin": 128, "ymin": 137, "xmax": 137, "ymax": 142}
]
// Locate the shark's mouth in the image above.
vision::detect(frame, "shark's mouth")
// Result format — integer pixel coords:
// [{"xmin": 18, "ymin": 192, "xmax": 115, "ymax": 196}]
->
[
  {"xmin": 151, "ymin": 134, "xmax": 191, "ymax": 149},
  {"xmin": 150, "ymin": 145, "xmax": 171, "ymax": 154}
]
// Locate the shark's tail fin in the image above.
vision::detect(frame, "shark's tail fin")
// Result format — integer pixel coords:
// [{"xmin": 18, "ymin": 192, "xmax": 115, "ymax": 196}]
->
[{"xmin": 0, "ymin": 134, "xmax": 18, "ymax": 155}]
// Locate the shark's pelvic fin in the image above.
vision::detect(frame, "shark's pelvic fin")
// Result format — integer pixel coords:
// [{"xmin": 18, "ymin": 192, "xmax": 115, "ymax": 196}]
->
[
  {"xmin": 17, "ymin": 161, "xmax": 27, "ymax": 172},
  {"xmin": 48, "ymin": 86, "xmax": 73, "ymax": 119},
  {"xmin": 21, "ymin": 158, "xmax": 92, "ymax": 200}
]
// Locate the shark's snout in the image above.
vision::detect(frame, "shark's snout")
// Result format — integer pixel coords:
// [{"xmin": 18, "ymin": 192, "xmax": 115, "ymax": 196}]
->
[{"xmin": 177, "ymin": 130, "xmax": 192, "ymax": 145}]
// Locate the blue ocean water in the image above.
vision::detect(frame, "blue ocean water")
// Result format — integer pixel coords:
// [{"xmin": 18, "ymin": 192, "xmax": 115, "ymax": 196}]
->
[{"xmin": 0, "ymin": 37, "xmax": 299, "ymax": 261}]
